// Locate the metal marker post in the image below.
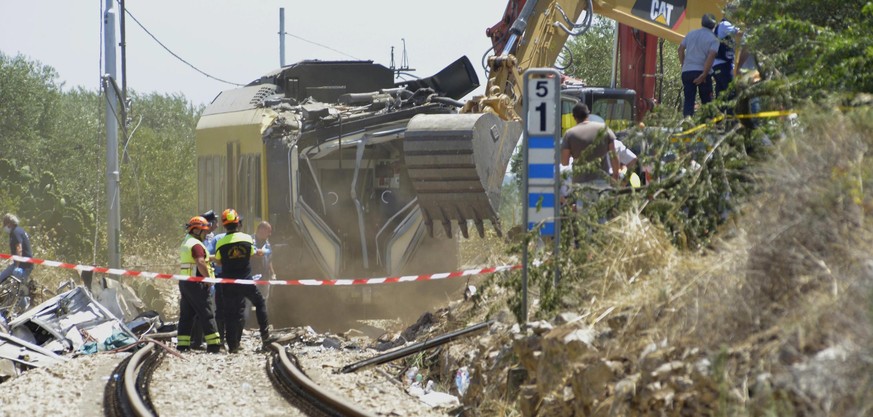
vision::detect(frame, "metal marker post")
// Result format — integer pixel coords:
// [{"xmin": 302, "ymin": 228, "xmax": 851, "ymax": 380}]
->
[{"xmin": 521, "ymin": 68, "xmax": 562, "ymax": 324}]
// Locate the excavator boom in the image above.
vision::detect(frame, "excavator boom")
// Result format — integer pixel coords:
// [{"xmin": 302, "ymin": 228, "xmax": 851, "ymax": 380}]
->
[{"xmin": 595, "ymin": 0, "xmax": 725, "ymax": 44}]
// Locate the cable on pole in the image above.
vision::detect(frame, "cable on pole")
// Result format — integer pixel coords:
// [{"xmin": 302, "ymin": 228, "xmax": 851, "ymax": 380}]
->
[
  {"xmin": 123, "ymin": 7, "xmax": 245, "ymax": 86},
  {"xmin": 283, "ymin": 32, "xmax": 362, "ymax": 60}
]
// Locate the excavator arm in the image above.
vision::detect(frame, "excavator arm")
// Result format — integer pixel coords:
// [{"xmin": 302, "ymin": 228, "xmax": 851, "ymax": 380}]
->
[{"xmin": 471, "ymin": 0, "xmax": 593, "ymax": 122}]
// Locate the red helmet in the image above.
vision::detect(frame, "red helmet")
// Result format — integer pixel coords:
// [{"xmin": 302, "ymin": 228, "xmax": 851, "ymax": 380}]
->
[
  {"xmin": 221, "ymin": 208, "xmax": 241, "ymax": 226},
  {"xmin": 186, "ymin": 216, "xmax": 210, "ymax": 233}
]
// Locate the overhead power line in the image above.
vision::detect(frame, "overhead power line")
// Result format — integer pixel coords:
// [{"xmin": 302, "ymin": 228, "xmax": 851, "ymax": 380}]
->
[
  {"xmin": 122, "ymin": 7, "xmax": 245, "ymax": 86},
  {"xmin": 283, "ymin": 32, "xmax": 362, "ymax": 60}
]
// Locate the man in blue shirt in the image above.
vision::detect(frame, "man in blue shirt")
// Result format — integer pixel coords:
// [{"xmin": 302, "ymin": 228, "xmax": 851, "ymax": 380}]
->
[
  {"xmin": 245, "ymin": 221, "xmax": 276, "ymax": 331},
  {"xmin": 678, "ymin": 14, "xmax": 720, "ymax": 117},
  {"xmin": 204, "ymin": 211, "xmax": 227, "ymax": 345},
  {"xmin": 251, "ymin": 221, "xmax": 275, "ymax": 291},
  {"xmin": 1, "ymin": 214, "xmax": 33, "ymax": 310},
  {"xmin": 712, "ymin": 17, "xmax": 739, "ymax": 101}
]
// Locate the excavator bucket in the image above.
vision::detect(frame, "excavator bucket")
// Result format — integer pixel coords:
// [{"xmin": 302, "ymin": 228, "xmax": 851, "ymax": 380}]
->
[{"xmin": 404, "ymin": 113, "xmax": 521, "ymax": 238}]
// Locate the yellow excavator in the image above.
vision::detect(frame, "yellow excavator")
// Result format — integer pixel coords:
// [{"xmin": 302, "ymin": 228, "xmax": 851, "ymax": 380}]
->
[
  {"xmin": 405, "ymin": 0, "xmax": 725, "ymax": 237},
  {"xmin": 194, "ymin": 0, "xmax": 725, "ymax": 326}
]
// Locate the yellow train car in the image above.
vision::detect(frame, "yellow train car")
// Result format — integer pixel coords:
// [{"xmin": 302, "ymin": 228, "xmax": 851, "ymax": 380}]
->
[{"xmin": 195, "ymin": 58, "xmax": 501, "ymax": 328}]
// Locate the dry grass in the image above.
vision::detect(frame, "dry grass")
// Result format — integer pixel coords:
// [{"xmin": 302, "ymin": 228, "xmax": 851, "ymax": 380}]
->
[
  {"xmin": 637, "ymin": 106, "xmax": 872, "ymax": 413},
  {"xmin": 121, "ymin": 233, "xmax": 182, "ymax": 318}
]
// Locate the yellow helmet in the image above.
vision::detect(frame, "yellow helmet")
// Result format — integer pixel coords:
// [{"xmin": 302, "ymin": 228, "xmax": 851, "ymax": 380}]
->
[{"xmin": 221, "ymin": 208, "xmax": 240, "ymax": 226}]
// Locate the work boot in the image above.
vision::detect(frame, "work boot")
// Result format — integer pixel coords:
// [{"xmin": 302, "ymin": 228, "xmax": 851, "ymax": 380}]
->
[
  {"xmin": 206, "ymin": 344, "xmax": 222, "ymax": 354},
  {"xmin": 177, "ymin": 346, "xmax": 191, "ymax": 353}
]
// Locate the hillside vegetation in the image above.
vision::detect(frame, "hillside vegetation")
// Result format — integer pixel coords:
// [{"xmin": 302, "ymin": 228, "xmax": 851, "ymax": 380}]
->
[
  {"xmin": 451, "ymin": 1, "xmax": 873, "ymax": 415},
  {"xmin": 0, "ymin": 52, "xmax": 198, "ymax": 305}
]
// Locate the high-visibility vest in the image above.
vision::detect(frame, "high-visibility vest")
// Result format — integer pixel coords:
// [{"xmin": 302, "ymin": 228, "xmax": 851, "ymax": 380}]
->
[
  {"xmin": 215, "ymin": 231, "xmax": 256, "ymax": 279},
  {"xmin": 179, "ymin": 234, "xmax": 214, "ymax": 277}
]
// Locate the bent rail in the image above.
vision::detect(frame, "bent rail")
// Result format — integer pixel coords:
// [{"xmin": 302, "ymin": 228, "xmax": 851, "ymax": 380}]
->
[{"xmin": 268, "ymin": 342, "xmax": 378, "ymax": 417}]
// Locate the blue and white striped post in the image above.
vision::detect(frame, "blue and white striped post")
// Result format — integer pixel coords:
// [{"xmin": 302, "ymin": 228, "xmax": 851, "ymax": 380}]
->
[{"xmin": 521, "ymin": 68, "xmax": 562, "ymax": 324}]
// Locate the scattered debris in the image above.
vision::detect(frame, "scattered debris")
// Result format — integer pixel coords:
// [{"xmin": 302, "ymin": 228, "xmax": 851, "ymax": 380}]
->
[
  {"xmin": 96, "ymin": 277, "xmax": 146, "ymax": 322},
  {"xmin": 407, "ymin": 379, "xmax": 459, "ymax": 408},
  {"xmin": 322, "ymin": 337, "xmax": 342, "ymax": 350},
  {"xmin": 0, "ymin": 286, "xmax": 139, "ymax": 383},
  {"xmin": 464, "ymin": 285, "xmax": 477, "ymax": 300},
  {"xmin": 341, "ymin": 320, "xmax": 492, "ymax": 374},
  {"xmin": 0, "ymin": 332, "xmax": 67, "ymax": 381},
  {"xmin": 8, "ymin": 287, "xmax": 136, "ymax": 352},
  {"xmin": 374, "ymin": 311, "xmax": 436, "ymax": 351},
  {"xmin": 454, "ymin": 366, "xmax": 470, "ymax": 396}
]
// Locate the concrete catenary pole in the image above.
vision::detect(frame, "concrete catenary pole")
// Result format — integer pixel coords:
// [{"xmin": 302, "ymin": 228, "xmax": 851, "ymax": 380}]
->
[
  {"xmin": 103, "ymin": 0, "xmax": 122, "ymax": 268},
  {"xmin": 279, "ymin": 8, "xmax": 286, "ymax": 67},
  {"xmin": 610, "ymin": 20, "xmax": 619, "ymax": 88}
]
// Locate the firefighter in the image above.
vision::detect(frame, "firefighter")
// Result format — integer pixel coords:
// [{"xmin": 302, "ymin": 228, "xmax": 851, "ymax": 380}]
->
[
  {"xmin": 177, "ymin": 216, "xmax": 222, "ymax": 353},
  {"xmin": 215, "ymin": 209, "xmax": 271, "ymax": 353},
  {"xmin": 189, "ymin": 210, "xmax": 222, "ymax": 349}
]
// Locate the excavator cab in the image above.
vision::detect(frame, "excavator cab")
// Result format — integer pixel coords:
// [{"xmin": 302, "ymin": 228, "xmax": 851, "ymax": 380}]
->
[{"xmin": 560, "ymin": 87, "xmax": 637, "ymax": 134}]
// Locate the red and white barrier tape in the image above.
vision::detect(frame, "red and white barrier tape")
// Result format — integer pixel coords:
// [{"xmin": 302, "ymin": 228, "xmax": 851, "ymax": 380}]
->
[{"xmin": 0, "ymin": 253, "xmax": 521, "ymax": 286}]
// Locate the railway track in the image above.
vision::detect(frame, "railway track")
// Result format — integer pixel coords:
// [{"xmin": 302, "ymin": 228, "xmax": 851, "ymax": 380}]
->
[
  {"xmin": 103, "ymin": 341, "xmax": 377, "ymax": 417},
  {"xmin": 104, "ymin": 343, "xmax": 161, "ymax": 417}
]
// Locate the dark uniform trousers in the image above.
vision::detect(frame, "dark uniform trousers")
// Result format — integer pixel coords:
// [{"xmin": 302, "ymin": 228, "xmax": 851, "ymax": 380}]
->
[
  {"xmin": 221, "ymin": 283, "xmax": 269, "ymax": 351},
  {"xmin": 177, "ymin": 281, "xmax": 219, "ymax": 348},
  {"xmin": 190, "ymin": 284, "xmax": 225, "ymax": 347}
]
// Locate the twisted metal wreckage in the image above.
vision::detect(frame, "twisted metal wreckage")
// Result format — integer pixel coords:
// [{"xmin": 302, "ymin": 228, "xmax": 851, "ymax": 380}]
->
[{"xmin": 0, "ymin": 275, "xmax": 159, "ymax": 382}]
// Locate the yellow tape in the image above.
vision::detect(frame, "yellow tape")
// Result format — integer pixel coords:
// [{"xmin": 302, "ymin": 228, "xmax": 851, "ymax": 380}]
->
[
  {"xmin": 672, "ymin": 115, "xmax": 725, "ymax": 137},
  {"xmin": 669, "ymin": 105, "xmax": 867, "ymax": 140},
  {"xmin": 733, "ymin": 110, "xmax": 795, "ymax": 119},
  {"xmin": 670, "ymin": 110, "xmax": 795, "ymax": 141}
]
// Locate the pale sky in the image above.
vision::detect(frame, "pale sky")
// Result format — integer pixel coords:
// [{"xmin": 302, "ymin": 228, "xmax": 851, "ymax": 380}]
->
[{"xmin": 1, "ymin": 1, "xmax": 508, "ymax": 106}]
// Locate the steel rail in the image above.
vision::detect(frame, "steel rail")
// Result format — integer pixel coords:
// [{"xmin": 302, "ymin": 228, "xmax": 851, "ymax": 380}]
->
[
  {"xmin": 269, "ymin": 342, "xmax": 378, "ymax": 417},
  {"xmin": 105, "ymin": 342, "xmax": 160, "ymax": 417},
  {"xmin": 340, "ymin": 320, "xmax": 493, "ymax": 374}
]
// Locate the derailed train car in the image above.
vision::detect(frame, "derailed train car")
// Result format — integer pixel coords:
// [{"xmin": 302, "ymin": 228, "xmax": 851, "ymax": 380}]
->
[{"xmin": 195, "ymin": 57, "xmax": 519, "ymax": 326}]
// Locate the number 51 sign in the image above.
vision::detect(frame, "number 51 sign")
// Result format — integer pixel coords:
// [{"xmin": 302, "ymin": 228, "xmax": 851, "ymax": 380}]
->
[
  {"xmin": 521, "ymin": 68, "xmax": 561, "ymax": 237},
  {"xmin": 526, "ymin": 75, "xmax": 558, "ymax": 135},
  {"xmin": 521, "ymin": 68, "xmax": 562, "ymax": 323}
]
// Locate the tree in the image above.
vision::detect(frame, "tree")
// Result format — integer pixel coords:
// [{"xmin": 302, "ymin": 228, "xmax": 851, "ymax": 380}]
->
[
  {"xmin": 0, "ymin": 51, "xmax": 204, "ymax": 264},
  {"xmin": 120, "ymin": 92, "xmax": 201, "ymax": 236},
  {"xmin": 0, "ymin": 53, "xmax": 94, "ymax": 262},
  {"xmin": 0, "ymin": 53, "xmax": 63, "ymax": 166},
  {"xmin": 562, "ymin": 17, "xmax": 616, "ymax": 87},
  {"xmin": 738, "ymin": 0, "xmax": 873, "ymax": 97}
]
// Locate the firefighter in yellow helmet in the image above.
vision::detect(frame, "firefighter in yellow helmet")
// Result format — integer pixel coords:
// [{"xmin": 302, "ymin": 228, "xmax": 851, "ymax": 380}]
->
[
  {"xmin": 214, "ymin": 209, "xmax": 271, "ymax": 353},
  {"xmin": 178, "ymin": 216, "xmax": 222, "ymax": 353}
]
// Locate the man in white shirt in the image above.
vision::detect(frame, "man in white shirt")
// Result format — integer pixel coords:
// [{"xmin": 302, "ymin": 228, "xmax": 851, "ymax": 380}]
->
[{"xmin": 606, "ymin": 139, "xmax": 639, "ymax": 185}]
